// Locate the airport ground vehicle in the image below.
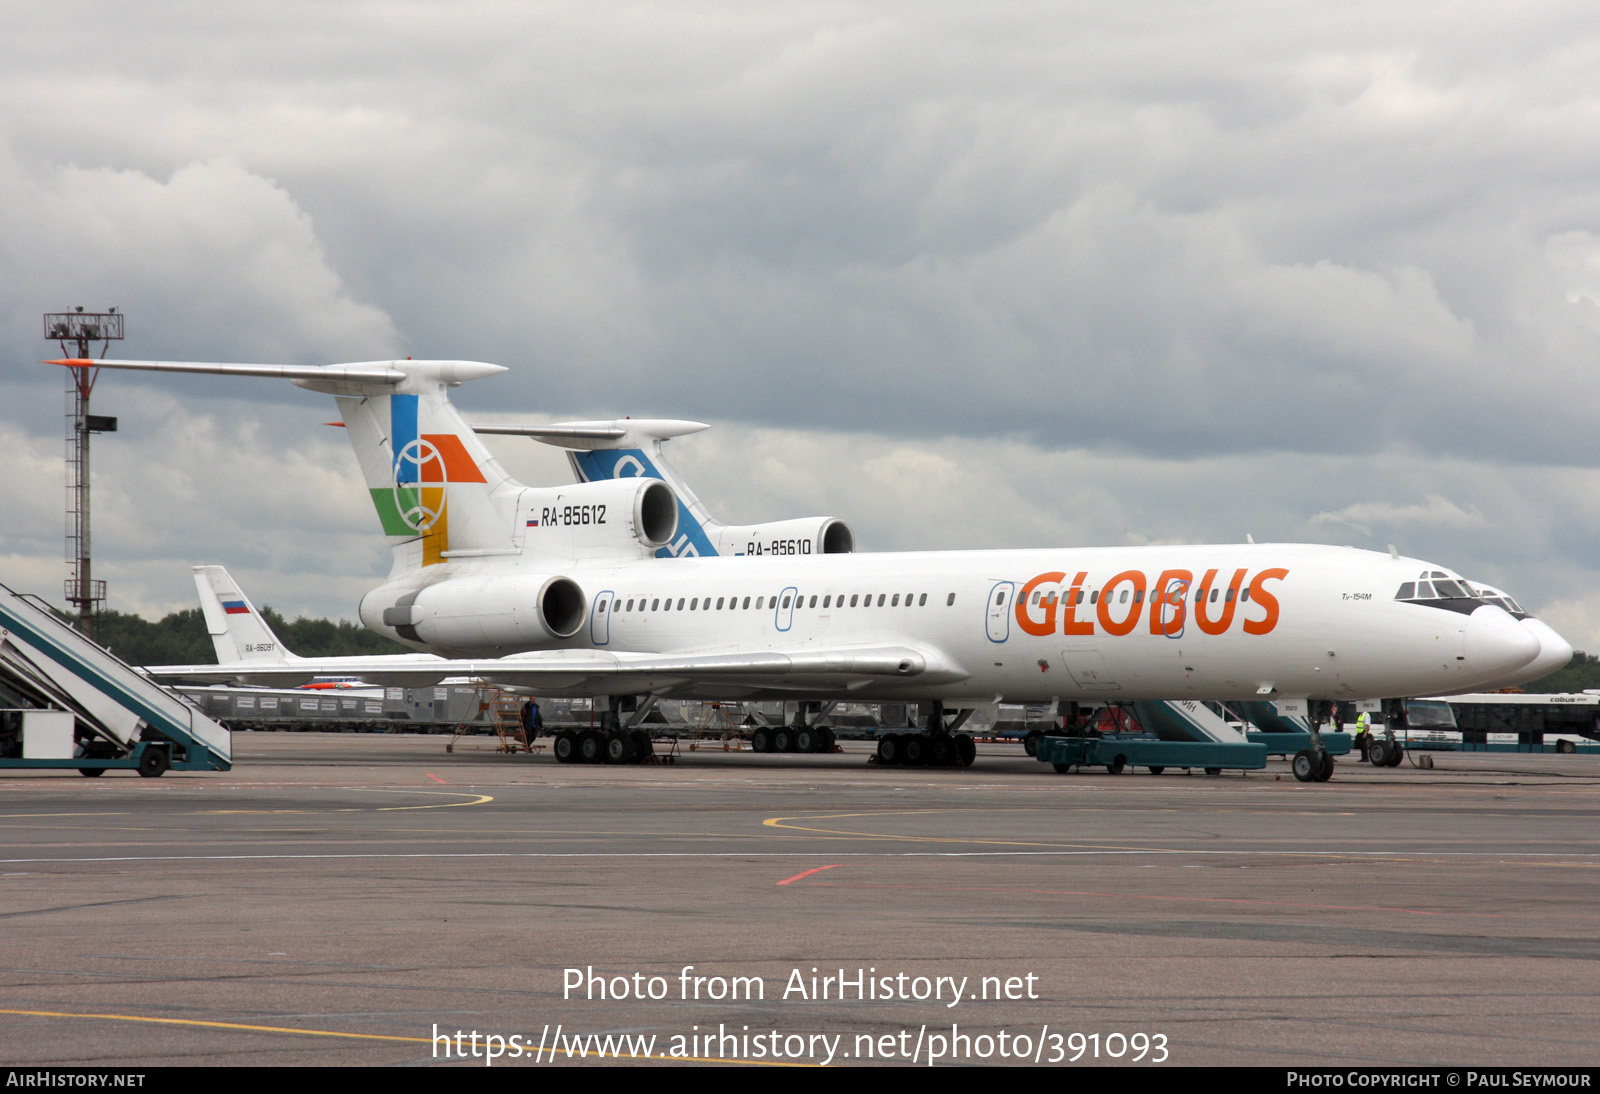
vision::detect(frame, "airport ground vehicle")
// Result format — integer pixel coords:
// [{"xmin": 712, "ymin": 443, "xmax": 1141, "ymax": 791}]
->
[{"xmin": 1393, "ymin": 694, "xmax": 1600, "ymax": 754}]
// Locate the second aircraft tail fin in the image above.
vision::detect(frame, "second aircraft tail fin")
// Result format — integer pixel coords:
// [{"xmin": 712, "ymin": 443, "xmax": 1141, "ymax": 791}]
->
[
  {"xmin": 477, "ymin": 418, "xmax": 855, "ymax": 559},
  {"xmin": 193, "ymin": 565, "xmax": 298, "ymax": 664},
  {"xmin": 474, "ymin": 419, "xmax": 721, "ymax": 557}
]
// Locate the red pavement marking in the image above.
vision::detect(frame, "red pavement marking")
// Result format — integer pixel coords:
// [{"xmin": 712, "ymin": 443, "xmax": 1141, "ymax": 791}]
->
[{"xmin": 777, "ymin": 865, "xmax": 842, "ymax": 886}]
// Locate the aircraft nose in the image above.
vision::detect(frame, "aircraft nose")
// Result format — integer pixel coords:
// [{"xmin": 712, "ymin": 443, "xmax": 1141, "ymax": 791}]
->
[
  {"xmin": 1520, "ymin": 618, "xmax": 1574, "ymax": 679},
  {"xmin": 1464, "ymin": 605, "xmax": 1542, "ymax": 677}
]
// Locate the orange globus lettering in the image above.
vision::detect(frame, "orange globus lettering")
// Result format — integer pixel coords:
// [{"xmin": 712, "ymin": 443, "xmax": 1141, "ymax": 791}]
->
[{"xmin": 1016, "ymin": 564, "xmax": 1287, "ymax": 639}]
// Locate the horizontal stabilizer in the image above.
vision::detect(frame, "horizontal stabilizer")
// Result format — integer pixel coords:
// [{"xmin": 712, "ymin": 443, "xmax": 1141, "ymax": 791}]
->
[
  {"xmin": 50, "ymin": 358, "xmax": 406, "ymax": 383},
  {"xmin": 473, "ymin": 419, "xmax": 710, "ymax": 451},
  {"xmin": 46, "ymin": 358, "xmax": 507, "ymax": 396},
  {"xmin": 472, "ymin": 423, "xmax": 627, "ymax": 442}
]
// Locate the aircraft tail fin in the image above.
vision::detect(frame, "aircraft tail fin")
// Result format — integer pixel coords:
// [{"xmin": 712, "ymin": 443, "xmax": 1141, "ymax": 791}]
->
[
  {"xmin": 334, "ymin": 377, "xmax": 524, "ymax": 570},
  {"xmin": 50, "ymin": 358, "xmax": 523, "ymax": 573},
  {"xmin": 193, "ymin": 565, "xmax": 299, "ymax": 664},
  {"xmin": 474, "ymin": 419, "xmax": 722, "ymax": 557}
]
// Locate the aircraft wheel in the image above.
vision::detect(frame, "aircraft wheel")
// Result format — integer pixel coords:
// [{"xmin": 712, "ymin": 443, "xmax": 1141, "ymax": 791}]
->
[
  {"xmin": 930, "ymin": 736, "xmax": 955, "ymax": 767},
  {"xmin": 630, "ymin": 729, "xmax": 653, "ymax": 760},
  {"xmin": 751, "ymin": 727, "xmax": 773, "ymax": 753},
  {"xmin": 605, "ymin": 732, "xmax": 635, "ymax": 765},
  {"xmin": 1052, "ymin": 762, "xmax": 1073, "ymax": 774},
  {"xmin": 820, "ymin": 727, "xmax": 836, "ymax": 752},
  {"xmin": 1314, "ymin": 752, "xmax": 1336, "ymax": 781},
  {"xmin": 553, "ymin": 732, "xmax": 577, "ymax": 763},
  {"xmin": 1384, "ymin": 743, "xmax": 1404, "ymax": 767},
  {"xmin": 1148, "ymin": 766, "xmax": 1165, "ymax": 775},
  {"xmin": 903, "ymin": 734, "xmax": 928, "ymax": 766},
  {"xmin": 1367, "ymin": 740, "xmax": 1389, "ymax": 767},
  {"xmin": 1106, "ymin": 754, "xmax": 1126, "ymax": 775},
  {"xmin": 796, "ymin": 727, "xmax": 819, "ymax": 753},
  {"xmin": 954, "ymin": 734, "xmax": 977, "ymax": 767},
  {"xmin": 578, "ymin": 730, "xmax": 603, "ymax": 764},
  {"xmin": 774, "ymin": 727, "xmax": 795, "ymax": 753},
  {"xmin": 1023, "ymin": 731, "xmax": 1041, "ymax": 757},
  {"xmin": 1557, "ymin": 739, "xmax": 1577, "ymax": 754},
  {"xmin": 78, "ymin": 767, "xmax": 105, "ymax": 777},
  {"xmin": 876, "ymin": 735, "xmax": 901, "ymax": 765},
  {"xmin": 136, "ymin": 747, "xmax": 169, "ymax": 779},
  {"xmin": 1292, "ymin": 749, "xmax": 1317, "ymax": 782}
]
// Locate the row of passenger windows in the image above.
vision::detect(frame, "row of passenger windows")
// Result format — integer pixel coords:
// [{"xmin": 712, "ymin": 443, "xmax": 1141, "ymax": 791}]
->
[
  {"xmin": 599, "ymin": 592, "xmax": 958, "ymax": 613},
  {"xmin": 1024, "ymin": 586, "xmax": 1252, "ymax": 607}
]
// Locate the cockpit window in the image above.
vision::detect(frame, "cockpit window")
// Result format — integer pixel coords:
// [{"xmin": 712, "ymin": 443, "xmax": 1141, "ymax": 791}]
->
[
  {"xmin": 1465, "ymin": 581, "xmax": 1530, "ymax": 618},
  {"xmin": 1396, "ymin": 570, "xmax": 1516, "ymax": 614}
]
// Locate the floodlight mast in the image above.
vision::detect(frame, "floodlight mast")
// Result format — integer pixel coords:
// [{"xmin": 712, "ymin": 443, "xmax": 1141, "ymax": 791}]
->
[{"xmin": 45, "ymin": 308, "xmax": 122, "ymax": 637}]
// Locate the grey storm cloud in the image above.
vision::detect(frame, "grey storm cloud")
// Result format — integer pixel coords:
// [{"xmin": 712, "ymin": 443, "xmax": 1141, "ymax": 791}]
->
[{"xmin": 1, "ymin": 2, "xmax": 1598, "ymax": 647}]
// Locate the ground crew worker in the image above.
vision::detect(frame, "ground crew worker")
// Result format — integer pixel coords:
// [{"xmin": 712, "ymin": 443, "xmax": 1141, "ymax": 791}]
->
[{"xmin": 1355, "ymin": 711, "xmax": 1370, "ymax": 761}]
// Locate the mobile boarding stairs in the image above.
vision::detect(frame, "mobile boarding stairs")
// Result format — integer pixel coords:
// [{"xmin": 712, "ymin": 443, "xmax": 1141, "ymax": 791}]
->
[{"xmin": 0, "ymin": 582, "xmax": 231, "ymax": 776}]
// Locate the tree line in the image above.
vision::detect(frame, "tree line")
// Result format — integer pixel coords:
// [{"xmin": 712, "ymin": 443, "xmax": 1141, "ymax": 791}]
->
[{"xmin": 92, "ymin": 607, "xmax": 408, "ymax": 667}]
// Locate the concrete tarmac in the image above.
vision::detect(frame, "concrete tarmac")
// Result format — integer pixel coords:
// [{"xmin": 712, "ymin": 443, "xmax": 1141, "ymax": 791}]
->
[{"xmin": 1, "ymin": 733, "xmax": 1597, "ymax": 1067}]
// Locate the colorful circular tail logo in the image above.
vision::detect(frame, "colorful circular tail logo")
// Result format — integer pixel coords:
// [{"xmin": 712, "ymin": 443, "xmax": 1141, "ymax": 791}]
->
[{"xmin": 393, "ymin": 438, "xmax": 447, "ymax": 532}]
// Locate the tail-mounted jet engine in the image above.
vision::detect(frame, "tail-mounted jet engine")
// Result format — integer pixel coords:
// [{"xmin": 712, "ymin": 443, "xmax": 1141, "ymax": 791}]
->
[
  {"xmin": 515, "ymin": 477, "xmax": 679, "ymax": 559},
  {"xmin": 363, "ymin": 574, "xmax": 588, "ymax": 655}
]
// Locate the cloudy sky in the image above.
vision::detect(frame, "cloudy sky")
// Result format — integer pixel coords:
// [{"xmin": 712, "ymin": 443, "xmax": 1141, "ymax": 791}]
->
[{"xmin": 4, "ymin": 2, "xmax": 1600, "ymax": 651}]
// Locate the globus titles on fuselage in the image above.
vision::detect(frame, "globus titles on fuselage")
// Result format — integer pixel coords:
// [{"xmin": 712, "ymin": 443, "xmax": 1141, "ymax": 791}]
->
[{"xmin": 1016, "ymin": 567, "xmax": 1289, "ymax": 638}]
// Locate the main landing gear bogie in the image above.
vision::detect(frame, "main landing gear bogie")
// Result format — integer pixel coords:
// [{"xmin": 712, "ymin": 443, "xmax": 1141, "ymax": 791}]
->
[
  {"xmin": 872, "ymin": 731, "xmax": 977, "ymax": 768},
  {"xmin": 875, "ymin": 702, "xmax": 978, "ymax": 769},
  {"xmin": 552, "ymin": 727, "xmax": 656, "ymax": 765},
  {"xmin": 745, "ymin": 700, "xmax": 838, "ymax": 751},
  {"xmin": 749, "ymin": 721, "xmax": 835, "ymax": 755}
]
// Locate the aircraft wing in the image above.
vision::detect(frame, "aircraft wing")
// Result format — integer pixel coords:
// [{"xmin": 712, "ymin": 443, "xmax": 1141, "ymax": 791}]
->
[{"xmin": 147, "ymin": 644, "xmax": 970, "ymax": 695}]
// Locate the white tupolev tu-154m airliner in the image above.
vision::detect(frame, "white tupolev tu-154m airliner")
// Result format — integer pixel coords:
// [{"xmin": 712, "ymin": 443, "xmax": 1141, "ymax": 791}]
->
[{"xmin": 56, "ymin": 356, "xmax": 1569, "ymax": 773}]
